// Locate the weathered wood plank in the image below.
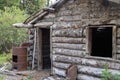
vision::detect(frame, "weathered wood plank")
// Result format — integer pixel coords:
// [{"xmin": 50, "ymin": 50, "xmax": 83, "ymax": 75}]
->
[
  {"xmin": 116, "ymin": 54, "xmax": 120, "ymax": 60},
  {"xmin": 13, "ymin": 23, "xmax": 33, "ymax": 28},
  {"xmin": 53, "ymin": 67, "xmax": 66, "ymax": 77},
  {"xmin": 112, "ymin": 26, "xmax": 117, "ymax": 59},
  {"xmin": 78, "ymin": 74, "xmax": 101, "ymax": 80},
  {"xmin": 117, "ymin": 38, "xmax": 120, "ymax": 45},
  {"xmin": 117, "ymin": 45, "xmax": 120, "ymax": 53},
  {"xmin": 52, "ymin": 22, "xmax": 84, "ymax": 29},
  {"xmin": 53, "ymin": 67, "xmax": 101, "ymax": 80},
  {"xmin": 34, "ymin": 22, "xmax": 53, "ymax": 27},
  {"xmin": 44, "ymin": 14, "xmax": 55, "ymax": 19},
  {"xmin": 53, "ymin": 55, "xmax": 120, "ymax": 70},
  {"xmin": 52, "ymin": 28, "xmax": 86, "ymax": 37},
  {"xmin": 117, "ymin": 28, "xmax": 120, "ymax": 38},
  {"xmin": 53, "ymin": 62, "xmax": 120, "ymax": 78},
  {"xmin": 53, "ymin": 43, "xmax": 86, "ymax": 50},
  {"xmin": 52, "ymin": 37, "xmax": 86, "ymax": 44},
  {"xmin": 53, "ymin": 48, "xmax": 86, "ymax": 57},
  {"xmin": 56, "ymin": 15, "xmax": 83, "ymax": 22}
]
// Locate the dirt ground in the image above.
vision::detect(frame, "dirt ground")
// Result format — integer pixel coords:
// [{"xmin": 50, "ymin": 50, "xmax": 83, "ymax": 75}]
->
[{"xmin": 1, "ymin": 70, "xmax": 50, "ymax": 80}]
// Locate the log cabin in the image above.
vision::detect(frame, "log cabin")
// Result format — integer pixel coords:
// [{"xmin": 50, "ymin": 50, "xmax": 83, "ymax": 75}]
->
[{"xmin": 13, "ymin": 0, "xmax": 120, "ymax": 79}]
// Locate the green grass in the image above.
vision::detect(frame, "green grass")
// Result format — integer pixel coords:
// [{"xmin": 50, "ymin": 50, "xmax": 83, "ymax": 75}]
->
[
  {"xmin": 0, "ymin": 75, "xmax": 5, "ymax": 80},
  {"xmin": 0, "ymin": 53, "xmax": 12, "ymax": 66},
  {"xmin": 0, "ymin": 54, "xmax": 11, "ymax": 80}
]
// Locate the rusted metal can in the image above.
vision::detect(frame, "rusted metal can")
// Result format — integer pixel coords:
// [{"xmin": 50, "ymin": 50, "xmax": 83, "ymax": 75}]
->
[{"xmin": 12, "ymin": 47, "xmax": 27, "ymax": 71}]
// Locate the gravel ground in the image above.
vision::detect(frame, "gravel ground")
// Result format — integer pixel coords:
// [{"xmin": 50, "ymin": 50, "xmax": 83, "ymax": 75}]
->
[
  {"xmin": 1, "ymin": 70, "xmax": 50, "ymax": 80},
  {"xmin": 0, "ymin": 63, "xmax": 50, "ymax": 80}
]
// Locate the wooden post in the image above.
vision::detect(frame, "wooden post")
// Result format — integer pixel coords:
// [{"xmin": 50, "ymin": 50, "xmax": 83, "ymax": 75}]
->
[
  {"xmin": 32, "ymin": 28, "xmax": 37, "ymax": 69},
  {"xmin": 50, "ymin": 25, "xmax": 53, "ymax": 74},
  {"xmin": 112, "ymin": 26, "xmax": 117, "ymax": 59},
  {"xmin": 38, "ymin": 28, "xmax": 42, "ymax": 70},
  {"xmin": 86, "ymin": 27, "xmax": 92, "ymax": 56}
]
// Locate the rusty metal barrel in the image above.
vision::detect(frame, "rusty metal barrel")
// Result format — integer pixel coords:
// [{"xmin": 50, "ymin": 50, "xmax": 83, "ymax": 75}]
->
[{"xmin": 12, "ymin": 47, "xmax": 27, "ymax": 70}]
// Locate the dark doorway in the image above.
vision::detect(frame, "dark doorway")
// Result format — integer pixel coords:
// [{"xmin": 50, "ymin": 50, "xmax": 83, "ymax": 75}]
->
[
  {"xmin": 91, "ymin": 27, "xmax": 112, "ymax": 58},
  {"xmin": 41, "ymin": 28, "xmax": 51, "ymax": 69}
]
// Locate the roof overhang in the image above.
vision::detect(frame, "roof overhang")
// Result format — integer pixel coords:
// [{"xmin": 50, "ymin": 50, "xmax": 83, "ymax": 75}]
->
[{"xmin": 13, "ymin": 23, "xmax": 33, "ymax": 28}]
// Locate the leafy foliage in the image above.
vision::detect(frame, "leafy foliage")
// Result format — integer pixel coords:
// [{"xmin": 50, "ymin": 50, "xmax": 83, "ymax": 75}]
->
[
  {"xmin": 22, "ymin": 76, "xmax": 33, "ymax": 80},
  {"xmin": 0, "ymin": 75, "xmax": 5, "ymax": 80},
  {"xmin": 21, "ymin": 0, "xmax": 47, "ymax": 14},
  {"xmin": 0, "ymin": 0, "xmax": 20, "ymax": 10},
  {"xmin": 102, "ymin": 65, "xmax": 120, "ymax": 80},
  {"xmin": 0, "ymin": 53, "xmax": 12, "ymax": 66},
  {"xmin": 0, "ymin": 6, "xmax": 28, "ymax": 53}
]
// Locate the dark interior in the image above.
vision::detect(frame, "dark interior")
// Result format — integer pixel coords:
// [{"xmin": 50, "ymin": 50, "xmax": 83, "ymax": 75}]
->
[
  {"xmin": 42, "ymin": 28, "xmax": 51, "ymax": 69},
  {"xmin": 91, "ymin": 27, "xmax": 112, "ymax": 58}
]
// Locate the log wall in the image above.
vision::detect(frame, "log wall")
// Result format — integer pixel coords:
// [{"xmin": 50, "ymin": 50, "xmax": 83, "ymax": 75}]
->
[
  {"xmin": 117, "ymin": 27, "xmax": 120, "ymax": 59},
  {"xmin": 27, "ymin": 0, "xmax": 120, "ymax": 79},
  {"xmin": 50, "ymin": 0, "xmax": 120, "ymax": 80}
]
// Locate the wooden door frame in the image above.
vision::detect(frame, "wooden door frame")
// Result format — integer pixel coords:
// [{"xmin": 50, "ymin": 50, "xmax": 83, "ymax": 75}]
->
[
  {"xmin": 86, "ymin": 25, "xmax": 117, "ymax": 59},
  {"xmin": 38, "ymin": 27, "xmax": 51, "ymax": 70}
]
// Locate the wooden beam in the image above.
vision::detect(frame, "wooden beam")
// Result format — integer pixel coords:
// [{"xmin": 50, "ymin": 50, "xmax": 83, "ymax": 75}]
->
[
  {"xmin": 34, "ymin": 22, "xmax": 53, "ymax": 28},
  {"xmin": 29, "ymin": 11, "xmax": 48, "ymax": 24},
  {"xmin": 13, "ymin": 23, "xmax": 33, "ymax": 28},
  {"xmin": 112, "ymin": 26, "xmax": 117, "ymax": 59}
]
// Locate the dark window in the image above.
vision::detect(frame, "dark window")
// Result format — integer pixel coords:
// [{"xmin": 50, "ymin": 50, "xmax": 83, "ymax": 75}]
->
[{"xmin": 91, "ymin": 27, "xmax": 112, "ymax": 58}]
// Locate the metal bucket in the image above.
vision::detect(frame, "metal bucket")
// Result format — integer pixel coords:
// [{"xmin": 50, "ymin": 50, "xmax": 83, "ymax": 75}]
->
[{"xmin": 12, "ymin": 47, "xmax": 27, "ymax": 70}]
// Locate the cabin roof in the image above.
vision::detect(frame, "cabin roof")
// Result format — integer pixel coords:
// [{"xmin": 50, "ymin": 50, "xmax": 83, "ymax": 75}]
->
[
  {"xmin": 13, "ymin": 0, "xmax": 120, "ymax": 28},
  {"xmin": 24, "ymin": 0, "xmax": 68, "ymax": 24}
]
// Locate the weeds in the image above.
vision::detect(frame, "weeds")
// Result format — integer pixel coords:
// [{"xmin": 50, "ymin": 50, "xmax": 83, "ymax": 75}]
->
[
  {"xmin": 0, "ymin": 75, "xmax": 5, "ymax": 80},
  {"xmin": 102, "ymin": 65, "xmax": 120, "ymax": 80},
  {"xmin": 0, "ymin": 53, "xmax": 12, "ymax": 66},
  {"xmin": 22, "ymin": 76, "xmax": 33, "ymax": 80}
]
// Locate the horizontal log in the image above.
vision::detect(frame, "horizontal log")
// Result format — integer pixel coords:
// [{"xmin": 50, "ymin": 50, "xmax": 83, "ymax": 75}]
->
[
  {"xmin": 117, "ymin": 28, "xmax": 120, "ymax": 38},
  {"xmin": 52, "ymin": 22, "xmax": 83, "ymax": 30},
  {"xmin": 53, "ymin": 55, "xmax": 120, "ymax": 70},
  {"xmin": 117, "ymin": 45, "xmax": 120, "ymax": 53},
  {"xmin": 29, "ymin": 40, "xmax": 34, "ymax": 44},
  {"xmin": 29, "ymin": 35, "xmax": 34, "ymax": 38},
  {"xmin": 53, "ymin": 67, "xmax": 66, "ymax": 77},
  {"xmin": 44, "ymin": 14, "xmax": 55, "ymax": 18},
  {"xmin": 53, "ymin": 48, "xmax": 86, "ymax": 57},
  {"xmin": 53, "ymin": 67, "xmax": 102, "ymax": 80},
  {"xmin": 117, "ymin": 38, "xmax": 120, "ymax": 45},
  {"xmin": 52, "ymin": 28, "xmax": 86, "ymax": 38},
  {"xmin": 53, "ymin": 43, "xmax": 86, "ymax": 50},
  {"xmin": 52, "ymin": 37, "xmax": 86, "ymax": 44},
  {"xmin": 34, "ymin": 22, "xmax": 53, "ymax": 27},
  {"xmin": 117, "ymin": 54, "xmax": 120, "ymax": 60},
  {"xmin": 13, "ymin": 23, "xmax": 33, "ymax": 28},
  {"xmin": 53, "ymin": 62, "xmax": 120, "ymax": 78},
  {"xmin": 78, "ymin": 74, "xmax": 101, "ymax": 80},
  {"xmin": 56, "ymin": 15, "xmax": 81, "ymax": 22}
]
